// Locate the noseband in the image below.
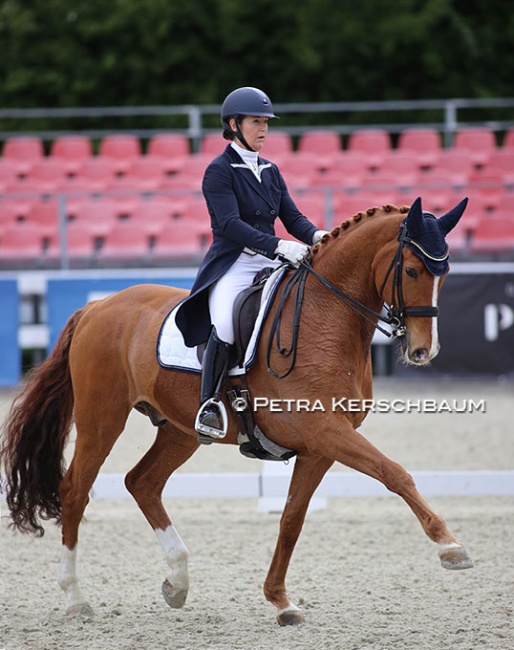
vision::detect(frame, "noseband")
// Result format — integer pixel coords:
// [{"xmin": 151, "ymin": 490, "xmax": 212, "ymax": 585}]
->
[{"xmin": 266, "ymin": 221, "xmax": 447, "ymax": 378}]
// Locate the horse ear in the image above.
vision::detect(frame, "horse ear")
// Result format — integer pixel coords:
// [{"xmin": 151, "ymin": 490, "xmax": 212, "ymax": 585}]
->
[
  {"xmin": 405, "ymin": 196, "xmax": 423, "ymax": 234},
  {"xmin": 438, "ymin": 197, "xmax": 469, "ymax": 235}
]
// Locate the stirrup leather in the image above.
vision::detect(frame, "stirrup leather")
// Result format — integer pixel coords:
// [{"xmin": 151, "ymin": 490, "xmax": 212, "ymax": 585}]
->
[{"xmin": 194, "ymin": 397, "xmax": 228, "ymax": 439}]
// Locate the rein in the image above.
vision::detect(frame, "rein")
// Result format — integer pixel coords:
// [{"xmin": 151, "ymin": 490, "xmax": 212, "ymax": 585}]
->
[{"xmin": 266, "ymin": 221, "xmax": 443, "ymax": 379}]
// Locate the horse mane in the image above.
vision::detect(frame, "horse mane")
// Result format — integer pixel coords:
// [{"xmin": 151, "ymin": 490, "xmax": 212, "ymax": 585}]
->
[{"xmin": 311, "ymin": 203, "xmax": 410, "ymax": 257}]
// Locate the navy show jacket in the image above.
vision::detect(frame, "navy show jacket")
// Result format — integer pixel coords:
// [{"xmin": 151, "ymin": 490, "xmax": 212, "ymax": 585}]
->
[{"xmin": 175, "ymin": 144, "xmax": 318, "ymax": 347}]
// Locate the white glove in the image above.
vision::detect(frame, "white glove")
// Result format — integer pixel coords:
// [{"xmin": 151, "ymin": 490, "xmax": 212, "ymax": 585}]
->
[
  {"xmin": 274, "ymin": 239, "xmax": 310, "ymax": 265},
  {"xmin": 312, "ymin": 229, "xmax": 330, "ymax": 244}
]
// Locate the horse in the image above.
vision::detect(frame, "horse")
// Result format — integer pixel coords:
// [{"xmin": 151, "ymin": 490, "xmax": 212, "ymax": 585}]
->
[{"xmin": 0, "ymin": 197, "xmax": 473, "ymax": 627}]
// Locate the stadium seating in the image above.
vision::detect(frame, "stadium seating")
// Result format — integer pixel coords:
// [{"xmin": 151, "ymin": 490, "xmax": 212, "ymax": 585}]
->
[
  {"xmin": 313, "ymin": 152, "xmax": 369, "ymax": 191},
  {"xmin": 0, "ymin": 223, "xmax": 48, "ymax": 264},
  {"xmin": 453, "ymin": 127, "xmax": 496, "ymax": 169},
  {"xmin": 98, "ymin": 134, "xmax": 142, "ymax": 175},
  {"xmin": 470, "ymin": 213, "xmax": 514, "ymax": 253},
  {"xmin": 1, "ymin": 122, "xmax": 513, "ymax": 267},
  {"xmin": 2, "ymin": 136, "xmax": 44, "ymax": 177},
  {"xmin": 50, "ymin": 136, "xmax": 93, "ymax": 175},
  {"xmin": 23, "ymin": 159, "xmax": 70, "ymax": 195},
  {"xmin": 97, "ymin": 221, "xmax": 152, "ymax": 263},
  {"xmin": 280, "ymin": 154, "xmax": 320, "ymax": 190},
  {"xmin": 346, "ymin": 129, "xmax": 392, "ymax": 171},
  {"xmin": 151, "ymin": 220, "xmax": 211, "ymax": 261},
  {"xmin": 396, "ymin": 128, "xmax": 442, "ymax": 170},
  {"xmin": 200, "ymin": 133, "xmax": 227, "ymax": 157}
]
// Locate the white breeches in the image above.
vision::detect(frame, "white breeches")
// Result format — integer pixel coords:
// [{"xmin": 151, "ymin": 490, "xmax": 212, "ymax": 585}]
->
[{"xmin": 209, "ymin": 251, "xmax": 280, "ymax": 344}]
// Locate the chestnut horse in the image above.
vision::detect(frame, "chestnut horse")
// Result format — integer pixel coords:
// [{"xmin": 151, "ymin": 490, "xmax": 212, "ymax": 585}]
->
[{"xmin": 1, "ymin": 198, "xmax": 473, "ymax": 626}]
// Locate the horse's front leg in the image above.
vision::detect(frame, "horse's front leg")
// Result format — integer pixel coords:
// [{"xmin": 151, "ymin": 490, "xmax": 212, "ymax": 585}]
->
[
  {"xmin": 263, "ymin": 454, "xmax": 333, "ymax": 626},
  {"xmin": 320, "ymin": 419, "xmax": 474, "ymax": 570}
]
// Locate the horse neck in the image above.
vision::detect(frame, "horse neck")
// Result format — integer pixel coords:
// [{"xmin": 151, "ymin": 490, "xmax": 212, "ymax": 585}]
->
[{"xmin": 305, "ymin": 210, "xmax": 403, "ymax": 343}]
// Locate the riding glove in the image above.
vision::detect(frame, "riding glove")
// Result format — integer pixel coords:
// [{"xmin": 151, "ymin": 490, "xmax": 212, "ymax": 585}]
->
[
  {"xmin": 274, "ymin": 239, "xmax": 310, "ymax": 265},
  {"xmin": 312, "ymin": 229, "xmax": 330, "ymax": 244}
]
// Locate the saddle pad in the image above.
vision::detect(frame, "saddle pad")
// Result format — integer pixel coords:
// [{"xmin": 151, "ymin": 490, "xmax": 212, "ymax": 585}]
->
[{"xmin": 157, "ymin": 265, "xmax": 287, "ymax": 375}]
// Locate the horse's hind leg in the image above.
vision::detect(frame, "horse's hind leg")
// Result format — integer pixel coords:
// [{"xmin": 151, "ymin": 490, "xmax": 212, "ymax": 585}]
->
[
  {"xmin": 124, "ymin": 424, "xmax": 200, "ymax": 609},
  {"xmin": 58, "ymin": 405, "xmax": 130, "ymax": 616}
]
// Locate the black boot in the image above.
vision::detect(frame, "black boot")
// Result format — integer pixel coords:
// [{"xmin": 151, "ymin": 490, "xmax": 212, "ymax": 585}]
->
[{"xmin": 195, "ymin": 327, "xmax": 231, "ymax": 443}]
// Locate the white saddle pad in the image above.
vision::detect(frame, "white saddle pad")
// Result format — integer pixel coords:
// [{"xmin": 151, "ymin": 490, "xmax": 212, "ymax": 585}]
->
[{"xmin": 157, "ymin": 265, "xmax": 287, "ymax": 375}]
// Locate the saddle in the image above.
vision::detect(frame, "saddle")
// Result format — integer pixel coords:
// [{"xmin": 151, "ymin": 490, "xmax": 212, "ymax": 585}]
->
[{"xmin": 198, "ymin": 266, "xmax": 297, "ymax": 463}]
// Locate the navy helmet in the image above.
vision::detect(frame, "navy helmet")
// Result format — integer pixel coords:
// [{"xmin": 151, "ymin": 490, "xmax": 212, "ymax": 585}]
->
[{"xmin": 221, "ymin": 87, "xmax": 278, "ymax": 132}]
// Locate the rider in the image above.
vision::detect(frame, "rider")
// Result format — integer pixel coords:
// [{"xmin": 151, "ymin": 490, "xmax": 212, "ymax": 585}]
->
[{"xmin": 175, "ymin": 86, "xmax": 328, "ymax": 442}]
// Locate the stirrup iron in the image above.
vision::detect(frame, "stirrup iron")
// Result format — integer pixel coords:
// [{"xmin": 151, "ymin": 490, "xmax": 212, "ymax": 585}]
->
[{"xmin": 194, "ymin": 397, "xmax": 229, "ymax": 439}]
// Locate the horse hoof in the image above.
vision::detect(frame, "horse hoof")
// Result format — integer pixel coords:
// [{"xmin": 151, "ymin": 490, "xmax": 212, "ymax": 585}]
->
[
  {"xmin": 162, "ymin": 579, "xmax": 188, "ymax": 609},
  {"xmin": 439, "ymin": 545, "xmax": 474, "ymax": 570},
  {"xmin": 277, "ymin": 606, "xmax": 305, "ymax": 626},
  {"xmin": 66, "ymin": 602, "xmax": 95, "ymax": 618}
]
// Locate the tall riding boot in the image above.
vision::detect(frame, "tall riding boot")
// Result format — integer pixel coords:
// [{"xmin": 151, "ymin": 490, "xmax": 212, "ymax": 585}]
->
[{"xmin": 195, "ymin": 327, "xmax": 231, "ymax": 443}]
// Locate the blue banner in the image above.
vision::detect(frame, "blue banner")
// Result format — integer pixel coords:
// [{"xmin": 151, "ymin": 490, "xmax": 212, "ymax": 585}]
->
[{"xmin": 0, "ymin": 279, "xmax": 20, "ymax": 386}]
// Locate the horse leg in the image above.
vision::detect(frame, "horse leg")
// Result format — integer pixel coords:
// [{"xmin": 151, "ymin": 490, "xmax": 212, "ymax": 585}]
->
[
  {"xmin": 124, "ymin": 424, "xmax": 200, "ymax": 610},
  {"xmin": 320, "ymin": 422, "xmax": 473, "ymax": 570},
  {"xmin": 263, "ymin": 454, "xmax": 334, "ymax": 626},
  {"xmin": 58, "ymin": 406, "xmax": 130, "ymax": 616}
]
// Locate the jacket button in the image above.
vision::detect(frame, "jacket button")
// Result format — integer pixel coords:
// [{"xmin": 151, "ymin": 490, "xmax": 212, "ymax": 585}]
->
[
  {"xmin": 268, "ymin": 223, "xmax": 273, "ymax": 229},
  {"xmin": 270, "ymin": 209, "xmax": 276, "ymax": 215},
  {"xmin": 254, "ymin": 224, "xmax": 260, "ymax": 229},
  {"xmin": 255, "ymin": 210, "xmax": 261, "ymax": 216}
]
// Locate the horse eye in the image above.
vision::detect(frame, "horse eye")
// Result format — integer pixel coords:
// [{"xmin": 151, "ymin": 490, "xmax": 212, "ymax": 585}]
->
[{"xmin": 405, "ymin": 267, "xmax": 418, "ymax": 279}]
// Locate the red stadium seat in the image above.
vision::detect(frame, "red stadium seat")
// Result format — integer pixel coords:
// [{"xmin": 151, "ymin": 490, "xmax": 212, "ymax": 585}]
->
[
  {"xmin": 346, "ymin": 129, "xmax": 392, "ymax": 171},
  {"xmin": 106, "ymin": 157, "xmax": 169, "ymax": 193},
  {"xmin": 0, "ymin": 223, "xmax": 47, "ymax": 263},
  {"xmin": 470, "ymin": 213, "xmax": 514, "ymax": 253},
  {"xmin": 200, "ymin": 133, "xmax": 227, "ymax": 156},
  {"xmin": 363, "ymin": 152, "xmax": 420, "ymax": 191},
  {"xmin": 0, "ymin": 160, "xmax": 20, "ymax": 191},
  {"xmin": 297, "ymin": 130, "xmax": 342, "ymax": 171},
  {"xmin": 98, "ymin": 134, "xmax": 142, "ymax": 175},
  {"xmin": 23, "ymin": 159, "xmax": 70, "ymax": 194},
  {"xmin": 313, "ymin": 152, "xmax": 369, "ymax": 191},
  {"xmin": 163, "ymin": 154, "xmax": 210, "ymax": 191},
  {"xmin": 98, "ymin": 221, "xmax": 152, "ymax": 262},
  {"xmin": 293, "ymin": 191, "xmax": 326, "ymax": 227},
  {"xmin": 279, "ymin": 154, "xmax": 320, "ymax": 190},
  {"xmin": 47, "ymin": 221, "xmax": 99, "ymax": 262},
  {"xmin": 2, "ymin": 136, "xmax": 44, "ymax": 177},
  {"xmin": 453, "ymin": 127, "xmax": 497, "ymax": 169},
  {"xmin": 146, "ymin": 133, "xmax": 191, "ymax": 175},
  {"xmin": 72, "ymin": 158, "xmax": 119, "ymax": 192},
  {"xmin": 129, "ymin": 198, "xmax": 187, "ymax": 235},
  {"xmin": 50, "ymin": 136, "xmax": 93, "ymax": 175},
  {"xmin": 396, "ymin": 128, "xmax": 442, "ymax": 169},
  {"xmin": 151, "ymin": 221, "xmax": 211, "ymax": 261},
  {"xmin": 260, "ymin": 131, "xmax": 293, "ymax": 161},
  {"xmin": 70, "ymin": 199, "xmax": 120, "ymax": 237}
]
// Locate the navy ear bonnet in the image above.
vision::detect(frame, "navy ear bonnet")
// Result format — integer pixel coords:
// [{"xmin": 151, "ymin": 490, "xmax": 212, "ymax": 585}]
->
[{"xmin": 400, "ymin": 196, "xmax": 468, "ymax": 276}]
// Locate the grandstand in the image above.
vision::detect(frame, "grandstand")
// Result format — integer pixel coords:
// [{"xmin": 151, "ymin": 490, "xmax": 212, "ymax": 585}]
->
[{"xmin": 1, "ymin": 99, "xmax": 514, "ymax": 269}]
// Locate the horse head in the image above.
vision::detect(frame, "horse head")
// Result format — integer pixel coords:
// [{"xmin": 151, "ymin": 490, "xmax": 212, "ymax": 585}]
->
[{"xmin": 386, "ymin": 196, "xmax": 468, "ymax": 366}]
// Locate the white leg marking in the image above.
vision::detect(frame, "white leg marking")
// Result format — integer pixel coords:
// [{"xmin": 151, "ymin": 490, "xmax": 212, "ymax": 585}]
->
[
  {"xmin": 429, "ymin": 276, "xmax": 441, "ymax": 359},
  {"xmin": 58, "ymin": 545, "xmax": 87, "ymax": 610},
  {"xmin": 155, "ymin": 525, "xmax": 190, "ymax": 593}
]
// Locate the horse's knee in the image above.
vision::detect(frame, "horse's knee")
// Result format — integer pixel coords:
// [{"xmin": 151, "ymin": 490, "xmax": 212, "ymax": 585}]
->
[{"xmin": 381, "ymin": 461, "xmax": 416, "ymax": 495}]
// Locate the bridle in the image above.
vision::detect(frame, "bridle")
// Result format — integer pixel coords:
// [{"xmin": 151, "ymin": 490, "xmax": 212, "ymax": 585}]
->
[{"xmin": 266, "ymin": 220, "xmax": 448, "ymax": 379}]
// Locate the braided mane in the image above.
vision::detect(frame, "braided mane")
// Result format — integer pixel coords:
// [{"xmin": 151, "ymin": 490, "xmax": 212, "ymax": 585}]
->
[{"xmin": 311, "ymin": 203, "xmax": 410, "ymax": 257}]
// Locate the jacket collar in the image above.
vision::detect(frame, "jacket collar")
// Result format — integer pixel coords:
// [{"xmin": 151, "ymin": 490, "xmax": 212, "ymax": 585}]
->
[{"xmin": 224, "ymin": 145, "xmax": 275, "ymax": 209}]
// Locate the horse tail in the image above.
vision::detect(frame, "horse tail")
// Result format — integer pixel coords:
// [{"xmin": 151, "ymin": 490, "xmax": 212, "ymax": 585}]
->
[{"xmin": 0, "ymin": 306, "xmax": 87, "ymax": 536}]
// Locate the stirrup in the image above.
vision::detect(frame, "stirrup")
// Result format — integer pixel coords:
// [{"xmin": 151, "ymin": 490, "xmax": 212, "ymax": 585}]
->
[{"xmin": 194, "ymin": 398, "xmax": 228, "ymax": 440}]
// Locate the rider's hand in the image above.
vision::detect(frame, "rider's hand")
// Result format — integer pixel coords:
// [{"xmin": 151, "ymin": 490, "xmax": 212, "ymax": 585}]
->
[
  {"xmin": 312, "ymin": 229, "xmax": 330, "ymax": 244},
  {"xmin": 274, "ymin": 239, "xmax": 310, "ymax": 265}
]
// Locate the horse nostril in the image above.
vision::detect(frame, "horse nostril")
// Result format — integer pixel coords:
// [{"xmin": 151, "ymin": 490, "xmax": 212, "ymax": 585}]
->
[{"xmin": 412, "ymin": 347, "xmax": 429, "ymax": 362}]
